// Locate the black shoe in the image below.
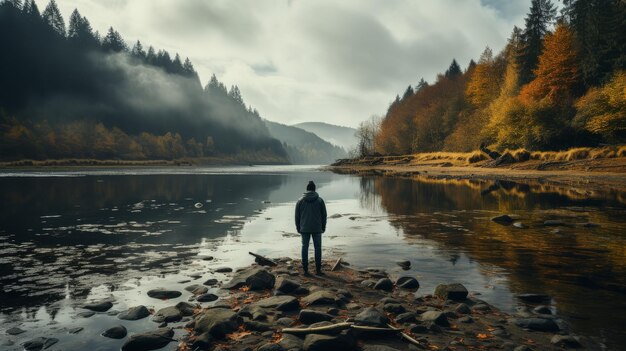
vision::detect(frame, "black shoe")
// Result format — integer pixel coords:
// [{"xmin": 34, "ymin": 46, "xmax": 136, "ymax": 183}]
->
[
  {"xmin": 315, "ymin": 271, "xmax": 325, "ymax": 276},
  {"xmin": 303, "ymin": 271, "xmax": 312, "ymax": 277}
]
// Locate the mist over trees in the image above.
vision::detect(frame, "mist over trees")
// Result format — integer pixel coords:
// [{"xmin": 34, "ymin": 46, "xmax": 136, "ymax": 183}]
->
[
  {"xmin": 371, "ymin": 0, "xmax": 626, "ymax": 155},
  {"xmin": 0, "ymin": 0, "xmax": 288, "ymax": 162}
]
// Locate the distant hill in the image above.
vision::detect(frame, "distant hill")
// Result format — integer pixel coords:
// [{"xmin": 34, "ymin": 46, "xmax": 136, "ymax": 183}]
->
[
  {"xmin": 293, "ymin": 122, "xmax": 358, "ymax": 152},
  {"xmin": 264, "ymin": 120, "xmax": 347, "ymax": 164}
]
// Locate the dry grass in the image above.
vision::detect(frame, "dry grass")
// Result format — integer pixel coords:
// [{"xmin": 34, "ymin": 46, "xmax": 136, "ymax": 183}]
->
[{"xmin": 530, "ymin": 145, "xmax": 626, "ymax": 162}]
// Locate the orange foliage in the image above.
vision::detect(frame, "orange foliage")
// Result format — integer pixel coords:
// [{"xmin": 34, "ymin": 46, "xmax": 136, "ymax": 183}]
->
[{"xmin": 520, "ymin": 24, "xmax": 580, "ymax": 105}]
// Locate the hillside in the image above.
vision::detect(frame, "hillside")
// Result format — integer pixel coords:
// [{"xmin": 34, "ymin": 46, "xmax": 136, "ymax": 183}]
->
[
  {"xmin": 264, "ymin": 120, "xmax": 346, "ymax": 164},
  {"xmin": 293, "ymin": 122, "xmax": 358, "ymax": 152},
  {"xmin": 0, "ymin": 1, "xmax": 288, "ymax": 163}
]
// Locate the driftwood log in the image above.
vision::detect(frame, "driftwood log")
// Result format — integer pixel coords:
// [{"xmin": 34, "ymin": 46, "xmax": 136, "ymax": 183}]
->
[
  {"xmin": 281, "ymin": 322, "xmax": 402, "ymax": 335},
  {"xmin": 248, "ymin": 252, "xmax": 277, "ymax": 267},
  {"xmin": 331, "ymin": 257, "xmax": 342, "ymax": 271}
]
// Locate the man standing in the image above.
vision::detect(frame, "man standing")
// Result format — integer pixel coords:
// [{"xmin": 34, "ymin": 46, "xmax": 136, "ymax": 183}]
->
[{"xmin": 295, "ymin": 181, "xmax": 327, "ymax": 276}]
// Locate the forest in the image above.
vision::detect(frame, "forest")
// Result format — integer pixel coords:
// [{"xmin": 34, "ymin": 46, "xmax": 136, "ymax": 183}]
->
[
  {"xmin": 361, "ymin": 0, "xmax": 626, "ymax": 156},
  {"xmin": 0, "ymin": 0, "xmax": 288, "ymax": 162}
]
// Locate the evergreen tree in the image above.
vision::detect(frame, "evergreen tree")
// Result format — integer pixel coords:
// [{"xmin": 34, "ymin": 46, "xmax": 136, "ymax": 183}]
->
[
  {"xmin": 444, "ymin": 59, "xmax": 462, "ymax": 78},
  {"xmin": 101, "ymin": 27, "xmax": 127, "ymax": 52},
  {"xmin": 145, "ymin": 46, "xmax": 157, "ymax": 65},
  {"xmin": 415, "ymin": 78, "xmax": 428, "ymax": 92},
  {"xmin": 131, "ymin": 40, "xmax": 146, "ymax": 59},
  {"xmin": 68, "ymin": 9, "xmax": 98, "ymax": 49},
  {"xmin": 42, "ymin": 0, "xmax": 65, "ymax": 36},
  {"xmin": 229, "ymin": 85, "xmax": 244, "ymax": 105},
  {"xmin": 402, "ymin": 85, "xmax": 414, "ymax": 100},
  {"xmin": 172, "ymin": 53, "xmax": 184, "ymax": 74},
  {"xmin": 517, "ymin": 0, "xmax": 556, "ymax": 85},
  {"xmin": 5, "ymin": 0, "xmax": 23, "ymax": 10}
]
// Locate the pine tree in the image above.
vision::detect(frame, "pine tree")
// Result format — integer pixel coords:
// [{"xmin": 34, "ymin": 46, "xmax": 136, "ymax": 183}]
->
[
  {"xmin": 229, "ymin": 86, "xmax": 244, "ymax": 105},
  {"xmin": 445, "ymin": 59, "xmax": 462, "ymax": 78},
  {"xmin": 42, "ymin": 0, "xmax": 65, "ymax": 36},
  {"xmin": 415, "ymin": 78, "xmax": 428, "ymax": 92},
  {"xmin": 68, "ymin": 9, "xmax": 98, "ymax": 48},
  {"xmin": 145, "ymin": 46, "xmax": 157, "ymax": 65},
  {"xmin": 402, "ymin": 85, "xmax": 414, "ymax": 100},
  {"xmin": 131, "ymin": 40, "xmax": 146, "ymax": 59},
  {"xmin": 172, "ymin": 53, "xmax": 184, "ymax": 74},
  {"xmin": 517, "ymin": 0, "xmax": 556, "ymax": 85},
  {"xmin": 102, "ymin": 27, "xmax": 127, "ymax": 52}
]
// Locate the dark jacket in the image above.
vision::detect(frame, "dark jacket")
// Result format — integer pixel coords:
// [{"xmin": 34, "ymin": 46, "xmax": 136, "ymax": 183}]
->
[{"xmin": 295, "ymin": 191, "xmax": 327, "ymax": 234}]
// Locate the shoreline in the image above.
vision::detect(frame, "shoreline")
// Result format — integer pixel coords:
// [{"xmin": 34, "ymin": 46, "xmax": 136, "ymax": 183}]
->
[
  {"xmin": 0, "ymin": 157, "xmax": 291, "ymax": 168},
  {"xmin": 327, "ymin": 155, "xmax": 626, "ymax": 192},
  {"xmin": 166, "ymin": 256, "xmax": 599, "ymax": 351}
]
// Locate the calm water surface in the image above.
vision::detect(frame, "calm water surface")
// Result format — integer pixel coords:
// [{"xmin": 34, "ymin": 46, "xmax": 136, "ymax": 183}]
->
[{"xmin": 0, "ymin": 166, "xmax": 624, "ymax": 350}]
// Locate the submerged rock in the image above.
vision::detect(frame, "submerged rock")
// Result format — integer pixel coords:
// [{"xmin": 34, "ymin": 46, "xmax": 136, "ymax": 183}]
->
[
  {"xmin": 102, "ymin": 325, "xmax": 127, "ymax": 339},
  {"xmin": 434, "ymin": 283, "xmax": 468, "ymax": 300},
  {"xmin": 22, "ymin": 337, "xmax": 59, "ymax": 351},
  {"xmin": 6, "ymin": 327, "xmax": 25, "ymax": 335},
  {"xmin": 396, "ymin": 260, "xmax": 411, "ymax": 269},
  {"xmin": 203, "ymin": 278, "xmax": 219, "ymax": 286},
  {"xmin": 147, "ymin": 289, "xmax": 182, "ymax": 300},
  {"xmin": 118, "ymin": 305, "xmax": 151, "ymax": 320},
  {"xmin": 121, "ymin": 328, "xmax": 174, "ymax": 351},
  {"xmin": 215, "ymin": 267, "xmax": 233, "ymax": 273},
  {"xmin": 83, "ymin": 300, "xmax": 113, "ymax": 312},
  {"xmin": 514, "ymin": 317, "xmax": 559, "ymax": 332}
]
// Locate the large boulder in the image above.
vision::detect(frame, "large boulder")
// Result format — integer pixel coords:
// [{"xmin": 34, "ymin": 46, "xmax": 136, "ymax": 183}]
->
[
  {"xmin": 420, "ymin": 311, "xmax": 450, "ymax": 327},
  {"xmin": 223, "ymin": 268, "xmax": 275, "ymax": 290},
  {"xmin": 194, "ymin": 308, "xmax": 241, "ymax": 338},
  {"xmin": 152, "ymin": 306, "xmax": 182, "ymax": 323},
  {"xmin": 252, "ymin": 295, "xmax": 300, "ymax": 311},
  {"xmin": 299, "ymin": 309, "xmax": 333, "ymax": 324},
  {"xmin": 303, "ymin": 333, "xmax": 356, "ymax": 351},
  {"xmin": 121, "ymin": 328, "xmax": 174, "ymax": 351},
  {"xmin": 102, "ymin": 325, "xmax": 127, "ymax": 339},
  {"xmin": 434, "ymin": 283, "xmax": 468, "ymax": 300},
  {"xmin": 354, "ymin": 307, "xmax": 389, "ymax": 327},
  {"xmin": 118, "ymin": 305, "xmax": 151, "ymax": 320},
  {"xmin": 515, "ymin": 318, "xmax": 559, "ymax": 332},
  {"xmin": 147, "ymin": 289, "xmax": 182, "ymax": 300},
  {"xmin": 302, "ymin": 290, "xmax": 336, "ymax": 306}
]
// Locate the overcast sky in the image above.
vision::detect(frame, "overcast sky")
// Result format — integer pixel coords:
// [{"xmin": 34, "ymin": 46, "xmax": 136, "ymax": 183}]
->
[{"xmin": 36, "ymin": 0, "xmax": 531, "ymax": 128}]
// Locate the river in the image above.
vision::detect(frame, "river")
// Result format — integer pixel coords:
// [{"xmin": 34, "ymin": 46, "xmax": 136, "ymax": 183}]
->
[{"xmin": 0, "ymin": 166, "xmax": 624, "ymax": 350}]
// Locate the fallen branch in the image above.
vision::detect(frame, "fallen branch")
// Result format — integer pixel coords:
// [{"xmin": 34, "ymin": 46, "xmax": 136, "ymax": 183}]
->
[
  {"xmin": 352, "ymin": 325, "xmax": 402, "ymax": 332},
  {"xmin": 388, "ymin": 324, "xmax": 426, "ymax": 349},
  {"xmin": 248, "ymin": 252, "xmax": 277, "ymax": 267},
  {"xmin": 282, "ymin": 322, "xmax": 352, "ymax": 335},
  {"xmin": 331, "ymin": 257, "xmax": 342, "ymax": 271}
]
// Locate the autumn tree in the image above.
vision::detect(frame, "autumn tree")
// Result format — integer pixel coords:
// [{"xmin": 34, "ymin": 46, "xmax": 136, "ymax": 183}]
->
[{"xmin": 516, "ymin": 0, "xmax": 556, "ymax": 85}]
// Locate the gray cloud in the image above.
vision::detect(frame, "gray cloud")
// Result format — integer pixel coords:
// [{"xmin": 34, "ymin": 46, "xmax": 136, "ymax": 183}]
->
[{"xmin": 36, "ymin": 0, "xmax": 530, "ymax": 127}]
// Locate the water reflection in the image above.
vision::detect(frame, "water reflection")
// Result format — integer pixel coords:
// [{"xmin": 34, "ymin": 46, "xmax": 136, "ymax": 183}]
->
[{"xmin": 362, "ymin": 175, "xmax": 626, "ymax": 348}]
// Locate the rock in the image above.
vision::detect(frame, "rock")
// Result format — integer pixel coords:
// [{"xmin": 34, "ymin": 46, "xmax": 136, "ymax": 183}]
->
[
  {"xmin": 454, "ymin": 303, "xmax": 471, "ymax": 314},
  {"xmin": 302, "ymin": 290, "xmax": 337, "ymax": 306},
  {"xmin": 354, "ymin": 307, "xmax": 389, "ymax": 327},
  {"xmin": 175, "ymin": 302, "xmax": 197, "ymax": 316},
  {"xmin": 513, "ymin": 346, "xmax": 533, "ymax": 351},
  {"xmin": 420, "ymin": 311, "xmax": 450, "ymax": 327},
  {"xmin": 6, "ymin": 327, "xmax": 25, "ymax": 335},
  {"xmin": 327, "ymin": 308, "xmax": 340, "ymax": 315},
  {"xmin": 544, "ymin": 220, "xmax": 565, "ymax": 226},
  {"xmin": 515, "ymin": 293, "xmax": 551, "ymax": 303},
  {"xmin": 276, "ymin": 317, "xmax": 295, "ymax": 327},
  {"xmin": 102, "ymin": 325, "xmax": 127, "ymax": 339},
  {"xmin": 215, "ymin": 267, "xmax": 233, "ymax": 273},
  {"xmin": 68, "ymin": 327, "xmax": 83, "ymax": 334},
  {"xmin": 147, "ymin": 289, "xmax": 182, "ymax": 299},
  {"xmin": 514, "ymin": 317, "xmax": 560, "ymax": 332},
  {"xmin": 434, "ymin": 283, "xmax": 468, "ymax": 300},
  {"xmin": 223, "ymin": 268, "xmax": 275, "ymax": 290},
  {"xmin": 22, "ymin": 337, "xmax": 59, "ymax": 351},
  {"xmin": 118, "ymin": 305, "xmax": 151, "ymax": 320},
  {"xmin": 513, "ymin": 222, "xmax": 526, "ymax": 229},
  {"xmin": 396, "ymin": 260, "xmax": 411, "ymax": 269},
  {"xmin": 83, "ymin": 300, "xmax": 113, "ymax": 312},
  {"xmin": 299, "ymin": 309, "xmax": 333, "ymax": 324},
  {"xmin": 382, "ymin": 303, "xmax": 405, "ymax": 314},
  {"xmin": 363, "ymin": 345, "xmax": 403, "ymax": 351},
  {"xmin": 78, "ymin": 311, "xmax": 95, "ymax": 318},
  {"xmin": 152, "ymin": 306, "xmax": 182, "ymax": 323},
  {"xmin": 373, "ymin": 278, "xmax": 393, "ymax": 291},
  {"xmin": 252, "ymin": 295, "xmax": 300, "ymax": 311},
  {"xmin": 121, "ymin": 328, "xmax": 174, "ymax": 351},
  {"xmin": 303, "ymin": 333, "xmax": 356, "ymax": 351},
  {"xmin": 244, "ymin": 320, "xmax": 273, "ymax": 332},
  {"xmin": 492, "ymin": 214, "xmax": 513, "ymax": 225},
  {"xmin": 551, "ymin": 335, "xmax": 581, "ymax": 348},
  {"xmin": 194, "ymin": 308, "xmax": 241, "ymax": 338},
  {"xmin": 533, "ymin": 305, "xmax": 552, "ymax": 315},
  {"xmin": 276, "ymin": 277, "xmax": 300, "ymax": 293},
  {"xmin": 472, "ymin": 303, "xmax": 491, "ymax": 312},
  {"xmin": 185, "ymin": 284, "xmax": 208, "ymax": 295},
  {"xmin": 395, "ymin": 312, "xmax": 416, "ymax": 323},
  {"xmin": 196, "ymin": 293, "xmax": 219, "ymax": 302},
  {"xmin": 203, "ymin": 278, "xmax": 219, "ymax": 286},
  {"xmin": 396, "ymin": 276, "xmax": 419, "ymax": 289},
  {"xmin": 361, "ymin": 279, "xmax": 376, "ymax": 288},
  {"xmin": 258, "ymin": 343, "xmax": 285, "ymax": 351},
  {"xmin": 410, "ymin": 324, "xmax": 429, "ymax": 333},
  {"xmin": 191, "ymin": 332, "xmax": 213, "ymax": 349},
  {"xmin": 279, "ymin": 333, "xmax": 304, "ymax": 350},
  {"xmin": 457, "ymin": 316, "xmax": 474, "ymax": 323},
  {"xmin": 238, "ymin": 305, "xmax": 268, "ymax": 321}
]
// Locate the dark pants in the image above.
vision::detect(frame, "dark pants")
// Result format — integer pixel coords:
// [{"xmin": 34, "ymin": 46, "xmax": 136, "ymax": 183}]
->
[{"xmin": 301, "ymin": 232, "xmax": 322, "ymax": 272}]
